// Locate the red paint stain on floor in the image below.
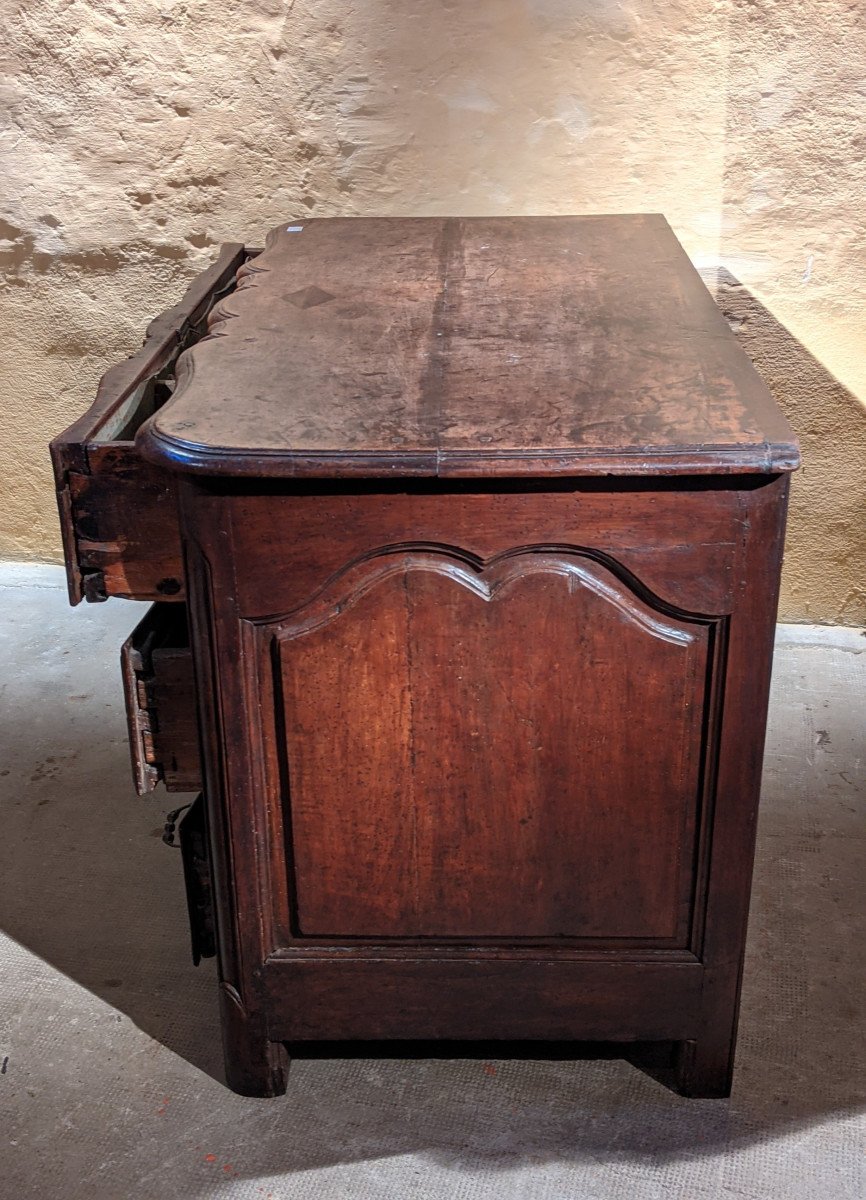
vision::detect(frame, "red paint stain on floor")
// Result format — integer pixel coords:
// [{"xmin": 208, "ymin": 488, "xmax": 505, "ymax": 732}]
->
[{"xmin": 482, "ymin": 1063, "xmax": 497, "ymax": 1076}]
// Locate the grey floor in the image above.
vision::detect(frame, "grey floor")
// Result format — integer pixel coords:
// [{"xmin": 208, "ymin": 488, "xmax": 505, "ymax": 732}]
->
[{"xmin": 0, "ymin": 563, "xmax": 863, "ymax": 1200}]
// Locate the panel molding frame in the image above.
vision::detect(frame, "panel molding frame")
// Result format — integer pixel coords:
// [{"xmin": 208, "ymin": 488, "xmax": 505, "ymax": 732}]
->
[
  {"xmin": 254, "ymin": 542, "xmax": 729, "ymax": 956},
  {"xmin": 249, "ymin": 540, "xmax": 729, "ymax": 629}
]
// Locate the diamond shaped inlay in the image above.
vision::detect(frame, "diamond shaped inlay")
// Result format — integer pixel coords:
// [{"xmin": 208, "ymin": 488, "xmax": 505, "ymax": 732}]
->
[{"xmin": 285, "ymin": 285, "xmax": 336, "ymax": 309}]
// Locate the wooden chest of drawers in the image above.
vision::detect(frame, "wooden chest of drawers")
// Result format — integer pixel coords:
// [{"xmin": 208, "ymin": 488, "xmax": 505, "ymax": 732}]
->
[{"xmin": 52, "ymin": 216, "xmax": 798, "ymax": 1098}]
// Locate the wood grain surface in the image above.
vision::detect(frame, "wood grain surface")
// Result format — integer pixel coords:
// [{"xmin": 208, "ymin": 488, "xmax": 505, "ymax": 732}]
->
[
  {"xmin": 139, "ymin": 216, "xmax": 799, "ymax": 478},
  {"xmin": 271, "ymin": 549, "xmax": 711, "ymax": 942}
]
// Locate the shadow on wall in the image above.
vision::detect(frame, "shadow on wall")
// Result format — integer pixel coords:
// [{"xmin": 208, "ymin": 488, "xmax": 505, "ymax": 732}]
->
[
  {"xmin": 703, "ymin": 268, "xmax": 866, "ymax": 625},
  {"xmin": 3, "ymin": 0, "xmax": 864, "ymax": 625}
]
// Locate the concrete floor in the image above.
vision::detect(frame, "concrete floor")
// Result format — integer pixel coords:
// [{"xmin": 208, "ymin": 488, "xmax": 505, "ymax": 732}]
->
[{"xmin": 0, "ymin": 562, "xmax": 863, "ymax": 1200}]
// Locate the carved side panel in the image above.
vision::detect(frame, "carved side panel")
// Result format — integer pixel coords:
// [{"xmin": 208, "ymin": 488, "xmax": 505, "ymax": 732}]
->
[{"xmin": 266, "ymin": 549, "xmax": 717, "ymax": 944}]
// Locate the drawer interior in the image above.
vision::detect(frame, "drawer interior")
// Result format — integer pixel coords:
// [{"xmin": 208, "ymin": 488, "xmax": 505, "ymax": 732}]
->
[
  {"xmin": 50, "ymin": 243, "xmax": 251, "ymax": 604},
  {"xmin": 121, "ymin": 603, "xmax": 201, "ymax": 795}
]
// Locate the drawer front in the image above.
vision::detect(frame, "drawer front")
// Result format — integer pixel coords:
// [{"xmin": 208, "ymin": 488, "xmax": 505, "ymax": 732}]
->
[
  {"xmin": 50, "ymin": 243, "xmax": 249, "ymax": 604},
  {"xmin": 121, "ymin": 603, "xmax": 201, "ymax": 794}
]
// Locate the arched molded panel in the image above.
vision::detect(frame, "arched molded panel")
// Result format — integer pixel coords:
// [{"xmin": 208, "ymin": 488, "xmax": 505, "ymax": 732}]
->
[{"xmin": 267, "ymin": 547, "xmax": 719, "ymax": 944}]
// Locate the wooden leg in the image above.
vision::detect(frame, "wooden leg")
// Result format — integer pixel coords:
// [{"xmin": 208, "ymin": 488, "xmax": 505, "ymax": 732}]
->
[
  {"xmin": 219, "ymin": 982, "xmax": 290, "ymax": 1098},
  {"xmin": 672, "ymin": 1032, "xmax": 735, "ymax": 1098},
  {"xmin": 626, "ymin": 1023, "xmax": 737, "ymax": 1098}
]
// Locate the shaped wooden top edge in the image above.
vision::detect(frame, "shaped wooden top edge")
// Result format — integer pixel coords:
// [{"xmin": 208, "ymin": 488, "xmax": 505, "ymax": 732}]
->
[
  {"xmin": 136, "ymin": 430, "xmax": 800, "ymax": 479},
  {"xmin": 135, "ymin": 216, "xmax": 800, "ymax": 480},
  {"xmin": 51, "ymin": 242, "xmax": 247, "ymax": 460}
]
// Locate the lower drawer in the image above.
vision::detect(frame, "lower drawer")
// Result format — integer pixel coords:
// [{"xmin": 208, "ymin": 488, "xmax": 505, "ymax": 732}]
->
[{"xmin": 120, "ymin": 603, "xmax": 201, "ymax": 794}]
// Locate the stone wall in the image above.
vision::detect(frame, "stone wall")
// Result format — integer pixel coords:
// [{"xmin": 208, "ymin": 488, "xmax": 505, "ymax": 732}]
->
[{"xmin": 2, "ymin": 0, "xmax": 864, "ymax": 621}]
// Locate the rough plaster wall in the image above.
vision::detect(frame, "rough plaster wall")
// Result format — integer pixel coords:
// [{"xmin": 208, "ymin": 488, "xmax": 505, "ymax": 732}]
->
[
  {"xmin": 715, "ymin": 0, "xmax": 866, "ymax": 624},
  {"xmin": 1, "ymin": 0, "xmax": 863, "ymax": 621}
]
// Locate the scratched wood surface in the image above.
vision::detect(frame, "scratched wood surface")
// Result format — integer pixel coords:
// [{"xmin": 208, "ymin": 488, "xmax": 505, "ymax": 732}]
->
[{"xmin": 139, "ymin": 216, "xmax": 799, "ymax": 478}]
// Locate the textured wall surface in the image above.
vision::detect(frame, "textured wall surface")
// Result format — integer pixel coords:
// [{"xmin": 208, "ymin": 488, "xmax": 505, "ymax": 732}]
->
[{"xmin": 1, "ymin": 0, "xmax": 864, "ymax": 620}]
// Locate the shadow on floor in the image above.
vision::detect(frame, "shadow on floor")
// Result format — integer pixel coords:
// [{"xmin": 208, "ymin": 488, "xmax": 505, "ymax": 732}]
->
[
  {"xmin": 1, "ymin": 599, "xmax": 863, "ymax": 1184},
  {"xmin": 0, "ymin": 591, "xmax": 227, "ymax": 1087}
]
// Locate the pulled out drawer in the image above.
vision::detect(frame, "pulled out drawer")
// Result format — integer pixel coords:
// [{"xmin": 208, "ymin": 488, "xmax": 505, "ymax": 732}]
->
[
  {"xmin": 121, "ymin": 603, "xmax": 201, "ymax": 795},
  {"xmin": 50, "ymin": 243, "xmax": 252, "ymax": 604}
]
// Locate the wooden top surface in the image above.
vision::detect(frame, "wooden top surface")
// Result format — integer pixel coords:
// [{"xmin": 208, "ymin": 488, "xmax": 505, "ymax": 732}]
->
[{"xmin": 138, "ymin": 215, "xmax": 799, "ymax": 478}]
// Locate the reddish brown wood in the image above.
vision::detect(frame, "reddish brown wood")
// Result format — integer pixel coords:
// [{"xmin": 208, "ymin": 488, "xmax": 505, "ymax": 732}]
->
[
  {"xmin": 270, "ymin": 548, "xmax": 710, "ymax": 942},
  {"xmin": 183, "ymin": 523, "xmax": 290, "ymax": 1097},
  {"xmin": 179, "ymin": 468, "xmax": 789, "ymax": 1098},
  {"xmin": 68, "ymin": 447, "xmax": 184, "ymax": 603},
  {"xmin": 53, "ymin": 218, "xmax": 799, "ymax": 1101},
  {"xmin": 226, "ymin": 484, "xmax": 743, "ymax": 619}
]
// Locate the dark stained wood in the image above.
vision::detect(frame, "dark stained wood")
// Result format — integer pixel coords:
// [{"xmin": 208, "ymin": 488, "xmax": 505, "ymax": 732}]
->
[
  {"xmin": 180, "ymin": 468, "xmax": 789, "ymax": 1098},
  {"xmin": 264, "ymin": 958, "xmax": 704, "ymax": 1042},
  {"xmin": 149, "ymin": 642, "xmax": 200, "ymax": 793},
  {"xmin": 674, "ymin": 473, "xmax": 792, "ymax": 1097},
  {"xmin": 50, "ymin": 242, "xmax": 248, "ymax": 604},
  {"xmin": 120, "ymin": 604, "xmax": 200, "ymax": 794},
  {"xmin": 178, "ymin": 795, "xmax": 217, "ymax": 965},
  {"xmin": 138, "ymin": 216, "xmax": 799, "ymax": 478},
  {"xmin": 53, "ymin": 217, "xmax": 799, "ymax": 1101},
  {"xmin": 182, "ymin": 518, "xmax": 290, "ymax": 1097}
]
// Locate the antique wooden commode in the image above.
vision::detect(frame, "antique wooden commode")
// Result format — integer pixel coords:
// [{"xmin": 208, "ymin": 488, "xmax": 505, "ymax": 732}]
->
[{"xmin": 52, "ymin": 216, "xmax": 799, "ymax": 1098}]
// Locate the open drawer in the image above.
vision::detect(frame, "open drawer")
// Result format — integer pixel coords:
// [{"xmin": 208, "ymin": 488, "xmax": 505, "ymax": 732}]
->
[
  {"xmin": 50, "ymin": 243, "xmax": 253, "ymax": 604},
  {"xmin": 121, "ymin": 603, "xmax": 201, "ymax": 795}
]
